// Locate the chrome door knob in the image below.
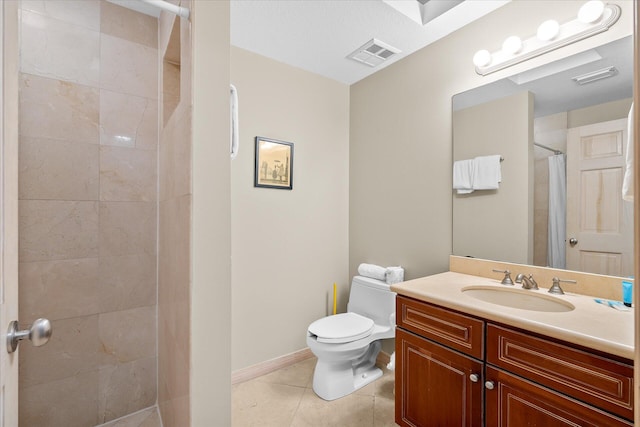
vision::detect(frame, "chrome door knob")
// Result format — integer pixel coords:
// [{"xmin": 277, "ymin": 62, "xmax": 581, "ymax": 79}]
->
[
  {"xmin": 569, "ymin": 237, "xmax": 578, "ymax": 246},
  {"xmin": 7, "ymin": 318, "xmax": 52, "ymax": 353},
  {"xmin": 469, "ymin": 373, "xmax": 480, "ymax": 383},
  {"xmin": 485, "ymin": 381, "xmax": 495, "ymax": 390}
]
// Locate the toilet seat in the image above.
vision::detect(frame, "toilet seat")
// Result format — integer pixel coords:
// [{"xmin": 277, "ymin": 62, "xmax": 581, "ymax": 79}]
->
[{"xmin": 308, "ymin": 312, "xmax": 374, "ymax": 344}]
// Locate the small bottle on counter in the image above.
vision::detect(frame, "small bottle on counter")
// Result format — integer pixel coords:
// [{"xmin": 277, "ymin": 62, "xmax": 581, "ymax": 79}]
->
[{"xmin": 622, "ymin": 279, "xmax": 633, "ymax": 307}]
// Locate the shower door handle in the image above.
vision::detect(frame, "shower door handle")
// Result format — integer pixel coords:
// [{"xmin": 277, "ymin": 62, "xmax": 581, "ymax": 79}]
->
[
  {"xmin": 569, "ymin": 237, "xmax": 578, "ymax": 247},
  {"xmin": 6, "ymin": 318, "xmax": 52, "ymax": 353}
]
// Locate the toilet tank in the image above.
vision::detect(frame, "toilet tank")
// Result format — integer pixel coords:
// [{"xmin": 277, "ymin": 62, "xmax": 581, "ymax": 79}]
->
[{"xmin": 347, "ymin": 276, "xmax": 396, "ymax": 327}]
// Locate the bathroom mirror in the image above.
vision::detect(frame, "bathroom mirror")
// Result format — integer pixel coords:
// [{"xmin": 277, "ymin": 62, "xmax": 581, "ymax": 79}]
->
[{"xmin": 452, "ymin": 35, "xmax": 634, "ymax": 277}]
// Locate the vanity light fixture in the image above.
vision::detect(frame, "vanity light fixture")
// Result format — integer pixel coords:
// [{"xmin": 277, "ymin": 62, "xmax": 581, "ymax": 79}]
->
[
  {"xmin": 536, "ymin": 20, "xmax": 560, "ymax": 42},
  {"xmin": 502, "ymin": 36, "xmax": 523, "ymax": 55},
  {"xmin": 472, "ymin": 1, "xmax": 621, "ymax": 76}
]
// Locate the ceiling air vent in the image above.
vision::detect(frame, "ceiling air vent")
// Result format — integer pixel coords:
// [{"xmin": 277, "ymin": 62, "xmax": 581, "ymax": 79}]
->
[
  {"xmin": 347, "ymin": 39, "xmax": 400, "ymax": 67},
  {"xmin": 571, "ymin": 66, "xmax": 618, "ymax": 85}
]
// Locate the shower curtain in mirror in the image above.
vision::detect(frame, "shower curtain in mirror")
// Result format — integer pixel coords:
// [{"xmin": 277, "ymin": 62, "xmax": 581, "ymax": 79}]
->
[{"xmin": 547, "ymin": 154, "xmax": 566, "ymax": 269}]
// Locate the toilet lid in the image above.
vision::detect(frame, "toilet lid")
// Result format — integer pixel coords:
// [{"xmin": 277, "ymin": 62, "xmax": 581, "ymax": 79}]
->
[{"xmin": 308, "ymin": 312, "xmax": 374, "ymax": 344}]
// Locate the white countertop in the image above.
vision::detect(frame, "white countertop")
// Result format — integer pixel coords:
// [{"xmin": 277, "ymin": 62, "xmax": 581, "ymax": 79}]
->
[{"xmin": 391, "ymin": 271, "xmax": 634, "ymax": 360}]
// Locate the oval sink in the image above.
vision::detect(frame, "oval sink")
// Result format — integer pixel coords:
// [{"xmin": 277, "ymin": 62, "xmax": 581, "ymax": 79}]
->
[{"xmin": 461, "ymin": 286, "xmax": 575, "ymax": 312}]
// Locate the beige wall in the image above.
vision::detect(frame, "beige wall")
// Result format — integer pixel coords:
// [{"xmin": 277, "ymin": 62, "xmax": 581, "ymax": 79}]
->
[
  {"xmin": 17, "ymin": 2, "xmax": 159, "ymax": 425},
  {"xmin": 191, "ymin": 1, "xmax": 232, "ymax": 425},
  {"xmin": 349, "ymin": 0, "xmax": 633, "ymax": 282},
  {"xmin": 453, "ymin": 91, "xmax": 534, "ymax": 264},
  {"xmin": 568, "ymin": 97, "xmax": 633, "ymax": 128},
  {"xmin": 230, "ymin": 47, "xmax": 350, "ymax": 370}
]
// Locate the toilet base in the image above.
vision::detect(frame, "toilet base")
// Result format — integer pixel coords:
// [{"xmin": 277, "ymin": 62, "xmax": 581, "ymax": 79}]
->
[{"xmin": 311, "ymin": 341, "xmax": 383, "ymax": 401}]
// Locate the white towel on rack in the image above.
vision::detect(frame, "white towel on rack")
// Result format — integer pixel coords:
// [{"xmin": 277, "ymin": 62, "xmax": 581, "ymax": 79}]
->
[
  {"xmin": 622, "ymin": 103, "xmax": 634, "ymax": 202},
  {"xmin": 472, "ymin": 155, "xmax": 502, "ymax": 190},
  {"xmin": 453, "ymin": 159, "xmax": 475, "ymax": 194}
]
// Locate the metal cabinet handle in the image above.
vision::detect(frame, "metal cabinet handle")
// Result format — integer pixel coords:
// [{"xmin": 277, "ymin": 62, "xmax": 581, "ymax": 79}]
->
[
  {"xmin": 7, "ymin": 318, "xmax": 52, "ymax": 353},
  {"xmin": 485, "ymin": 381, "xmax": 495, "ymax": 390},
  {"xmin": 470, "ymin": 373, "xmax": 479, "ymax": 383}
]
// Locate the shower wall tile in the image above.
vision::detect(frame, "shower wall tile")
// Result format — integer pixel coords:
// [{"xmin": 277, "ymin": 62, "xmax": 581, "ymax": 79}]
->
[
  {"xmin": 99, "ymin": 306, "xmax": 156, "ymax": 365},
  {"xmin": 18, "ymin": 2, "xmax": 160, "ymax": 426},
  {"xmin": 158, "ymin": 301, "xmax": 189, "ymax": 396},
  {"xmin": 20, "ymin": 10, "xmax": 100, "ymax": 86},
  {"xmin": 19, "ymin": 73, "xmax": 99, "ymax": 144},
  {"xmin": 158, "ymin": 195, "xmax": 190, "ymax": 305},
  {"xmin": 19, "ymin": 258, "xmax": 100, "ymax": 321},
  {"xmin": 19, "ymin": 315, "xmax": 101, "ymax": 389},
  {"xmin": 100, "ymin": 146, "xmax": 157, "ymax": 202},
  {"xmin": 179, "ymin": 9, "xmax": 192, "ymax": 106},
  {"xmin": 98, "ymin": 357, "xmax": 157, "ymax": 424},
  {"xmin": 98, "ymin": 254, "xmax": 156, "ymax": 313},
  {"xmin": 100, "ymin": 1, "xmax": 158, "ymax": 49},
  {"xmin": 20, "ymin": 370, "xmax": 100, "ymax": 427},
  {"xmin": 162, "ymin": 61, "xmax": 180, "ymax": 126},
  {"xmin": 99, "ymin": 202, "xmax": 157, "ymax": 257},
  {"xmin": 19, "ymin": 136, "xmax": 99, "ymax": 201},
  {"xmin": 19, "ymin": 200, "xmax": 99, "ymax": 262},
  {"xmin": 20, "ymin": 0, "xmax": 100, "ymax": 31},
  {"xmin": 100, "ymin": 34, "xmax": 158, "ymax": 100},
  {"xmin": 100, "ymin": 89, "xmax": 158, "ymax": 150},
  {"xmin": 159, "ymin": 395, "xmax": 189, "ymax": 427},
  {"xmin": 159, "ymin": 105, "xmax": 192, "ymax": 201}
]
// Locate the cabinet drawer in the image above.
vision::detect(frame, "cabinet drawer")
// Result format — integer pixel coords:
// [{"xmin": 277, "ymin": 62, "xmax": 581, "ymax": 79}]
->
[
  {"xmin": 487, "ymin": 324, "xmax": 633, "ymax": 421},
  {"xmin": 485, "ymin": 366, "xmax": 632, "ymax": 427},
  {"xmin": 397, "ymin": 296, "xmax": 484, "ymax": 359}
]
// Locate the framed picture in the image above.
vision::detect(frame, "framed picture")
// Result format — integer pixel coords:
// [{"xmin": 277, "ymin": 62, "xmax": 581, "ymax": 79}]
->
[{"xmin": 254, "ymin": 137, "xmax": 294, "ymax": 190}]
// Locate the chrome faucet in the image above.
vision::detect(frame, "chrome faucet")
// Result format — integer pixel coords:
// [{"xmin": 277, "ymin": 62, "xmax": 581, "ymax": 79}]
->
[{"xmin": 515, "ymin": 273, "xmax": 539, "ymax": 290}]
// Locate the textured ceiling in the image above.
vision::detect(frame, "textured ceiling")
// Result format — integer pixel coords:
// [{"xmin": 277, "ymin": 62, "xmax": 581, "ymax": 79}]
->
[
  {"xmin": 109, "ymin": 0, "xmax": 510, "ymax": 85},
  {"xmin": 231, "ymin": 0, "xmax": 510, "ymax": 85}
]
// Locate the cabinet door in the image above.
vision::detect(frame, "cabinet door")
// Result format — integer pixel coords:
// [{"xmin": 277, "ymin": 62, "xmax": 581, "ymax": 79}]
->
[
  {"xmin": 485, "ymin": 366, "xmax": 633, "ymax": 427},
  {"xmin": 395, "ymin": 328, "xmax": 483, "ymax": 427},
  {"xmin": 487, "ymin": 323, "xmax": 633, "ymax": 420}
]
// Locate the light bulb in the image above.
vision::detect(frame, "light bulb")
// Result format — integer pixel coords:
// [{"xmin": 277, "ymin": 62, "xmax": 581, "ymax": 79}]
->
[
  {"xmin": 578, "ymin": 0, "xmax": 605, "ymax": 24},
  {"xmin": 473, "ymin": 50, "xmax": 492, "ymax": 68},
  {"xmin": 537, "ymin": 20, "xmax": 560, "ymax": 41},
  {"xmin": 502, "ymin": 36, "xmax": 522, "ymax": 55}
]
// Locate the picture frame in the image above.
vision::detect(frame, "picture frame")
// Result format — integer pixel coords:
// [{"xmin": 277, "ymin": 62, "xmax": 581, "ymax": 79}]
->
[{"xmin": 254, "ymin": 137, "xmax": 294, "ymax": 190}]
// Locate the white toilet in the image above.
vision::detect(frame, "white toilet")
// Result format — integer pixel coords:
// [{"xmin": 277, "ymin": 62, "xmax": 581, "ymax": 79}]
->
[{"xmin": 306, "ymin": 275, "xmax": 396, "ymax": 401}]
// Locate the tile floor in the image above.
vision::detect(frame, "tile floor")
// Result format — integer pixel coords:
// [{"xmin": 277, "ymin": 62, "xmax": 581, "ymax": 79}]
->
[{"xmin": 232, "ymin": 357, "xmax": 398, "ymax": 427}]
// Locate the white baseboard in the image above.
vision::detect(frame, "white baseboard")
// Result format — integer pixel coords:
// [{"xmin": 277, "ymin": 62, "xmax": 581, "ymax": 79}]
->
[
  {"xmin": 231, "ymin": 347, "xmax": 314, "ymax": 385},
  {"xmin": 232, "ymin": 348, "xmax": 394, "ymax": 386}
]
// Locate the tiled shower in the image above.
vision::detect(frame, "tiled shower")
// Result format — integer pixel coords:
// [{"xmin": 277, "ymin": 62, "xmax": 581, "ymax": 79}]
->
[{"xmin": 16, "ymin": 1, "xmax": 190, "ymax": 425}]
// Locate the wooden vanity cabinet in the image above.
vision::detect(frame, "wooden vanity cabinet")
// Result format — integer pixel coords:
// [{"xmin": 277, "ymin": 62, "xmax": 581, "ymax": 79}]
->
[
  {"xmin": 396, "ymin": 328, "xmax": 483, "ymax": 426},
  {"xmin": 485, "ymin": 366, "xmax": 632, "ymax": 427},
  {"xmin": 396, "ymin": 295, "xmax": 485, "ymax": 427},
  {"xmin": 395, "ymin": 295, "xmax": 634, "ymax": 427}
]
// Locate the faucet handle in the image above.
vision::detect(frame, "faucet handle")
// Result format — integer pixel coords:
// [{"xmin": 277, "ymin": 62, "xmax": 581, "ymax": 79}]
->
[
  {"xmin": 549, "ymin": 277, "xmax": 577, "ymax": 295},
  {"xmin": 527, "ymin": 274, "xmax": 539, "ymax": 290},
  {"xmin": 492, "ymin": 269, "xmax": 514, "ymax": 286}
]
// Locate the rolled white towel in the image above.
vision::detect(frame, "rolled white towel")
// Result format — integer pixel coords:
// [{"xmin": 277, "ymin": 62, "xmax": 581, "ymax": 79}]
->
[
  {"xmin": 386, "ymin": 266, "xmax": 405, "ymax": 285},
  {"xmin": 357, "ymin": 263, "xmax": 387, "ymax": 281}
]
